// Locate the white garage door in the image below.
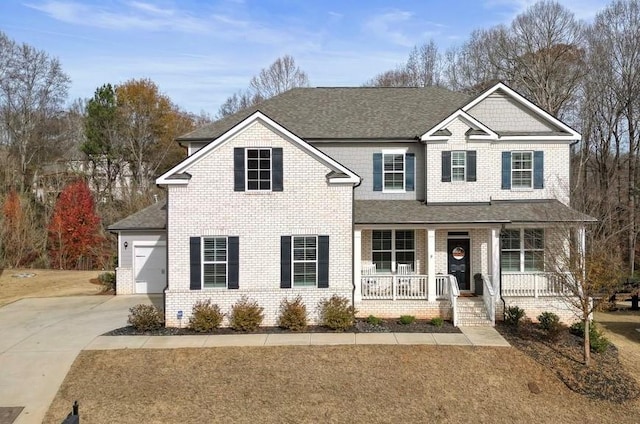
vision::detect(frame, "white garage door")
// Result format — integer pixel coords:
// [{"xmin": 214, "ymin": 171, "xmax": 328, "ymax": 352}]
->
[{"xmin": 134, "ymin": 245, "xmax": 166, "ymax": 294}]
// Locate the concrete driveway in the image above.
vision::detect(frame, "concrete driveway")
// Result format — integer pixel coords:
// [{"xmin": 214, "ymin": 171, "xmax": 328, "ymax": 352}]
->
[{"xmin": 0, "ymin": 295, "xmax": 159, "ymax": 424}]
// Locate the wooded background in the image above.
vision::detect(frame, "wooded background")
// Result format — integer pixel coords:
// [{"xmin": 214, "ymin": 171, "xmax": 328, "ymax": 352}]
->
[{"xmin": 0, "ymin": 0, "xmax": 638, "ymax": 273}]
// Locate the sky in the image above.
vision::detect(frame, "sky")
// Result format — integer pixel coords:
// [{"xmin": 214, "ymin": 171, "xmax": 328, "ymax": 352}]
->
[{"xmin": 0, "ymin": 0, "xmax": 611, "ymax": 116}]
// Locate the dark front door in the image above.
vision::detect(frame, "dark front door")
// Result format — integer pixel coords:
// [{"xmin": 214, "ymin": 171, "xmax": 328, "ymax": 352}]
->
[{"xmin": 447, "ymin": 238, "xmax": 471, "ymax": 291}]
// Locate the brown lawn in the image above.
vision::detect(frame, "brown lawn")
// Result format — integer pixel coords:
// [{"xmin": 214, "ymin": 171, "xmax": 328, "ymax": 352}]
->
[
  {"xmin": 596, "ymin": 307, "xmax": 640, "ymax": 385},
  {"xmin": 0, "ymin": 268, "xmax": 104, "ymax": 307},
  {"xmin": 44, "ymin": 345, "xmax": 640, "ymax": 424}
]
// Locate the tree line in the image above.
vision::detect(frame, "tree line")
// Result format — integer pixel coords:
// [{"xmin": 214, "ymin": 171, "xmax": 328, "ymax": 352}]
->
[{"xmin": 1, "ymin": 0, "xmax": 640, "ymax": 274}]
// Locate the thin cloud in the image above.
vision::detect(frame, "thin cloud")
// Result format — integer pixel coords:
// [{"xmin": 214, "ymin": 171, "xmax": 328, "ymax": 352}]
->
[{"xmin": 364, "ymin": 10, "xmax": 415, "ymax": 47}]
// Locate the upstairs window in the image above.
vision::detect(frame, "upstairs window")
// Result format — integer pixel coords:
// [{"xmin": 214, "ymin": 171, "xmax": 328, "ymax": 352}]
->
[
  {"xmin": 502, "ymin": 151, "xmax": 543, "ymax": 190},
  {"xmin": 383, "ymin": 153, "xmax": 405, "ymax": 191},
  {"xmin": 451, "ymin": 151, "xmax": 466, "ymax": 182},
  {"xmin": 441, "ymin": 151, "xmax": 476, "ymax": 182},
  {"xmin": 246, "ymin": 148, "xmax": 271, "ymax": 191},
  {"xmin": 511, "ymin": 151, "xmax": 532, "ymax": 189},
  {"xmin": 373, "ymin": 152, "xmax": 415, "ymax": 192},
  {"xmin": 234, "ymin": 147, "xmax": 283, "ymax": 192}
]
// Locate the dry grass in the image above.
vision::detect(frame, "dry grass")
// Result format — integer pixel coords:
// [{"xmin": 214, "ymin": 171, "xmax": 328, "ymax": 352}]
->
[
  {"xmin": 596, "ymin": 307, "xmax": 640, "ymax": 384},
  {"xmin": 0, "ymin": 268, "xmax": 103, "ymax": 307},
  {"xmin": 45, "ymin": 345, "xmax": 640, "ymax": 424}
]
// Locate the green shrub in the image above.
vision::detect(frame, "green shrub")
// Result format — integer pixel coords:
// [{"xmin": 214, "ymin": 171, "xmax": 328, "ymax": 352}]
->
[
  {"xmin": 367, "ymin": 315, "xmax": 383, "ymax": 326},
  {"xmin": 277, "ymin": 296, "xmax": 308, "ymax": 331},
  {"xmin": 128, "ymin": 304, "xmax": 162, "ymax": 331},
  {"xmin": 505, "ymin": 306, "xmax": 526, "ymax": 326},
  {"xmin": 399, "ymin": 315, "xmax": 416, "ymax": 325},
  {"xmin": 229, "ymin": 296, "xmax": 264, "ymax": 332},
  {"xmin": 569, "ymin": 320, "xmax": 610, "ymax": 353},
  {"xmin": 537, "ymin": 311, "xmax": 564, "ymax": 340},
  {"xmin": 317, "ymin": 295, "xmax": 356, "ymax": 331},
  {"xmin": 189, "ymin": 300, "xmax": 224, "ymax": 332},
  {"xmin": 98, "ymin": 272, "xmax": 116, "ymax": 292},
  {"xmin": 430, "ymin": 317, "xmax": 444, "ymax": 327}
]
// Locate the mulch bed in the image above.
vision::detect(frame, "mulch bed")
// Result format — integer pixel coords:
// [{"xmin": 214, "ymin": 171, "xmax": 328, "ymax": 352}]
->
[
  {"xmin": 496, "ymin": 321, "xmax": 640, "ymax": 403},
  {"xmin": 104, "ymin": 317, "xmax": 460, "ymax": 336}
]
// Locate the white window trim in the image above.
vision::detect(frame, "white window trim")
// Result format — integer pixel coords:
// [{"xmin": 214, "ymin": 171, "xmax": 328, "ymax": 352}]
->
[
  {"xmin": 501, "ymin": 228, "xmax": 545, "ymax": 273},
  {"xmin": 381, "ymin": 149, "xmax": 407, "ymax": 193},
  {"xmin": 245, "ymin": 147, "xmax": 272, "ymax": 192},
  {"xmin": 202, "ymin": 236, "xmax": 228, "ymax": 289},
  {"xmin": 511, "ymin": 151, "xmax": 533, "ymax": 190},
  {"xmin": 371, "ymin": 229, "xmax": 415, "ymax": 273},
  {"xmin": 451, "ymin": 151, "xmax": 466, "ymax": 183},
  {"xmin": 292, "ymin": 235, "xmax": 318, "ymax": 287}
]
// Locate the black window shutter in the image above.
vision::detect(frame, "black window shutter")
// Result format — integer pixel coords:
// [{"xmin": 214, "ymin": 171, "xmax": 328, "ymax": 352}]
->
[
  {"xmin": 405, "ymin": 153, "xmax": 415, "ymax": 191},
  {"xmin": 466, "ymin": 151, "xmax": 477, "ymax": 182},
  {"xmin": 501, "ymin": 152, "xmax": 511, "ymax": 189},
  {"xmin": 318, "ymin": 236, "xmax": 329, "ymax": 288},
  {"xmin": 280, "ymin": 236, "xmax": 292, "ymax": 288},
  {"xmin": 441, "ymin": 151, "xmax": 451, "ymax": 182},
  {"xmin": 233, "ymin": 148, "xmax": 245, "ymax": 192},
  {"xmin": 227, "ymin": 237, "xmax": 239, "ymax": 289},
  {"xmin": 373, "ymin": 153, "xmax": 382, "ymax": 191},
  {"xmin": 189, "ymin": 237, "xmax": 201, "ymax": 290},
  {"xmin": 533, "ymin": 151, "xmax": 544, "ymax": 189},
  {"xmin": 272, "ymin": 148, "xmax": 283, "ymax": 191}
]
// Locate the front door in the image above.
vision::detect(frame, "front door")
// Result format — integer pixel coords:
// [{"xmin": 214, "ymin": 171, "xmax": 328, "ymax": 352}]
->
[{"xmin": 447, "ymin": 238, "xmax": 471, "ymax": 291}]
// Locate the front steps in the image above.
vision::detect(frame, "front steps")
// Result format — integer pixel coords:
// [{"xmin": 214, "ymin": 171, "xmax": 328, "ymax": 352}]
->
[{"xmin": 456, "ymin": 297, "xmax": 493, "ymax": 327}]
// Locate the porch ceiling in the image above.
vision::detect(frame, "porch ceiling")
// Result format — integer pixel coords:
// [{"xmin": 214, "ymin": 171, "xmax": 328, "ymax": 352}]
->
[{"xmin": 354, "ymin": 199, "xmax": 596, "ymax": 225}]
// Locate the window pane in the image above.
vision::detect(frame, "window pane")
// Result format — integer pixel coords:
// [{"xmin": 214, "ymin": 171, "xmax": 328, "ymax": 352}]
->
[
  {"xmin": 259, "ymin": 149, "xmax": 270, "ymax": 159},
  {"xmin": 501, "ymin": 230, "xmax": 520, "ymax": 250},
  {"xmin": 247, "ymin": 150, "xmax": 258, "ymax": 158},
  {"xmin": 204, "ymin": 263, "xmax": 226, "ymax": 288},
  {"xmin": 524, "ymin": 229, "xmax": 544, "ymax": 250},
  {"xmin": 259, "ymin": 181, "xmax": 270, "ymax": 190},
  {"xmin": 372, "ymin": 231, "xmax": 392, "ymax": 251},
  {"xmin": 384, "ymin": 173, "xmax": 404, "ymax": 189},
  {"xmin": 524, "ymin": 251, "xmax": 544, "ymax": 271},
  {"xmin": 395, "ymin": 230, "xmax": 414, "ymax": 250},
  {"xmin": 372, "ymin": 252, "xmax": 392, "ymax": 272},
  {"xmin": 452, "ymin": 152, "xmax": 465, "ymax": 166},
  {"xmin": 501, "ymin": 252, "xmax": 520, "ymax": 272},
  {"xmin": 247, "ymin": 181, "xmax": 258, "ymax": 190},
  {"xmin": 396, "ymin": 251, "xmax": 415, "ymax": 268},
  {"xmin": 512, "ymin": 171, "xmax": 532, "ymax": 188},
  {"xmin": 247, "ymin": 159, "xmax": 258, "ymax": 170},
  {"xmin": 452, "ymin": 168, "xmax": 465, "ymax": 182},
  {"xmin": 293, "ymin": 262, "xmax": 316, "ymax": 286}
]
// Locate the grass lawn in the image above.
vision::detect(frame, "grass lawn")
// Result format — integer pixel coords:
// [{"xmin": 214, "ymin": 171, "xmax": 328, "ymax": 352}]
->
[
  {"xmin": 0, "ymin": 268, "xmax": 104, "ymax": 307},
  {"xmin": 44, "ymin": 345, "xmax": 640, "ymax": 423}
]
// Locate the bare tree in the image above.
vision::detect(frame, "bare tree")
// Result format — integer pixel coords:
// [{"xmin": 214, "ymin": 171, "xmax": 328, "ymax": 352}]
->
[
  {"xmin": 217, "ymin": 55, "xmax": 309, "ymax": 117},
  {"xmin": 363, "ymin": 67, "xmax": 413, "ymax": 87},
  {"xmin": 545, "ymin": 223, "xmax": 625, "ymax": 365},
  {"xmin": 406, "ymin": 40, "xmax": 444, "ymax": 87},
  {"xmin": 0, "ymin": 31, "xmax": 71, "ymax": 192}
]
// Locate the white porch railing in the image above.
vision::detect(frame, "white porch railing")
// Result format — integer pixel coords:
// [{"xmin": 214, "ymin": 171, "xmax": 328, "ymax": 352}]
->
[
  {"xmin": 360, "ymin": 275, "xmax": 428, "ymax": 300},
  {"xmin": 502, "ymin": 272, "xmax": 571, "ymax": 297},
  {"xmin": 483, "ymin": 274, "xmax": 496, "ymax": 326},
  {"xmin": 442, "ymin": 274, "xmax": 460, "ymax": 327}
]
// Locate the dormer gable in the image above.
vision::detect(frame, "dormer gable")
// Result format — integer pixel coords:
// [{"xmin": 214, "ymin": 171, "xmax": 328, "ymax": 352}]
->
[{"xmin": 420, "ymin": 109, "xmax": 498, "ymax": 142}]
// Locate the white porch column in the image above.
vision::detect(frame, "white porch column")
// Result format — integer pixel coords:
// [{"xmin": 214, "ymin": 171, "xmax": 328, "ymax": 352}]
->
[
  {"xmin": 427, "ymin": 228, "xmax": 436, "ymax": 301},
  {"xmin": 354, "ymin": 229, "xmax": 362, "ymax": 302},
  {"xmin": 490, "ymin": 227, "xmax": 501, "ymax": 292}
]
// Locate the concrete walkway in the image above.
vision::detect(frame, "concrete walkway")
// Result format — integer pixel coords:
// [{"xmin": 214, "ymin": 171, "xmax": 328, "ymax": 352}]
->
[
  {"xmin": 86, "ymin": 326, "xmax": 510, "ymax": 350},
  {"xmin": 0, "ymin": 294, "xmax": 508, "ymax": 424}
]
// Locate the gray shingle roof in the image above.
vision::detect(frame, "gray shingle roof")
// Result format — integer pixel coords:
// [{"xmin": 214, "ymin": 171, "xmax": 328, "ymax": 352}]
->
[
  {"xmin": 108, "ymin": 200, "xmax": 167, "ymax": 231},
  {"xmin": 355, "ymin": 200, "xmax": 595, "ymax": 225},
  {"xmin": 179, "ymin": 87, "xmax": 471, "ymax": 141}
]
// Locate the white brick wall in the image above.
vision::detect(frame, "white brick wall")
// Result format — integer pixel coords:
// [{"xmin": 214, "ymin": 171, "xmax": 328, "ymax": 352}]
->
[
  {"xmin": 164, "ymin": 120, "xmax": 353, "ymax": 327},
  {"xmin": 356, "ymin": 300, "xmax": 452, "ymax": 320},
  {"xmin": 502, "ymin": 296, "xmax": 579, "ymax": 324},
  {"xmin": 115, "ymin": 267, "xmax": 134, "ymax": 295},
  {"xmin": 426, "ymin": 119, "xmax": 570, "ymax": 205}
]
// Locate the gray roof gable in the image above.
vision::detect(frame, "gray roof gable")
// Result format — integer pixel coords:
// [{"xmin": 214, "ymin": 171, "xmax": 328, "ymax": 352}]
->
[{"xmin": 180, "ymin": 87, "xmax": 471, "ymax": 141}]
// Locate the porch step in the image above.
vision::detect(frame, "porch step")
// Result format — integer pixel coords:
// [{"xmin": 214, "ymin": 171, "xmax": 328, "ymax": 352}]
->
[{"xmin": 456, "ymin": 298, "xmax": 493, "ymax": 327}]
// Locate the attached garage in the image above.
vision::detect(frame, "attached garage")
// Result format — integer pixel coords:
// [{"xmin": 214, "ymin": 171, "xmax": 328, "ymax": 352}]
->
[{"xmin": 108, "ymin": 201, "xmax": 167, "ymax": 295}]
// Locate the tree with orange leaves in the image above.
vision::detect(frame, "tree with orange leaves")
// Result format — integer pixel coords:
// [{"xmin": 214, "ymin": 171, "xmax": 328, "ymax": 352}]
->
[{"xmin": 48, "ymin": 180, "xmax": 105, "ymax": 269}]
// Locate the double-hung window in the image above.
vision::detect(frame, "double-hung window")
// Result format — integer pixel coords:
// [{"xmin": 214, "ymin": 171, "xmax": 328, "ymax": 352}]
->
[
  {"xmin": 203, "ymin": 237, "xmax": 227, "ymax": 288},
  {"xmin": 501, "ymin": 229, "xmax": 544, "ymax": 272},
  {"xmin": 383, "ymin": 153, "xmax": 405, "ymax": 191},
  {"xmin": 511, "ymin": 151, "xmax": 533, "ymax": 189},
  {"xmin": 246, "ymin": 148, "xmax": 271, "ymax": 191},
  {"xmin": 372, "ymin": 230, "xmax": 415, "ymax": 272},
  {"xmin": 451, "ymin": 151, "xmax": 466, "ymax": 182},
  {"xmin": 292, "ymin": 236, "xmax": 317, "ymax": 286}
]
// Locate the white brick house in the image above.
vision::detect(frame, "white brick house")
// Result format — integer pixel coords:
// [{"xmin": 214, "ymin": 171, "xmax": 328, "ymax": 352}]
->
[{"xmin": 109, "ymin": 82, "xmax": 593, "ymax": 327}]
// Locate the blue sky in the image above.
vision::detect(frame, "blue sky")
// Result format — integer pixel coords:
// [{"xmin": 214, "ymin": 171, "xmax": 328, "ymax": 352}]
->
[{"xmin": 0, "ymin": 0, "xmax": 610, "ymax": 115}]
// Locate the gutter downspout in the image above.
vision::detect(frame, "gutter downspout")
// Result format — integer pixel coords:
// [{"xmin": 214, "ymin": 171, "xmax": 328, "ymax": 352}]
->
[{"xmin": 352, "ymin": 178, "xmax": 362, "ymax": 313}]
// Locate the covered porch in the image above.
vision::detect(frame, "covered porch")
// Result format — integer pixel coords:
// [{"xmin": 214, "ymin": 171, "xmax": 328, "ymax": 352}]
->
[{"xmin": 353, "ymin": 199, "xmax": 593, "ymax": 325}]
